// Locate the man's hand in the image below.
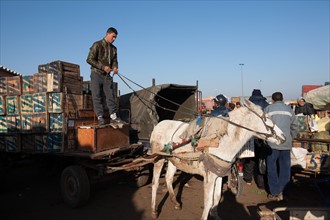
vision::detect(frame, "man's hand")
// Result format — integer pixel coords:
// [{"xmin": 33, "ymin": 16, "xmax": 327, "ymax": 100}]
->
[
  {"xmin": 104, "ymin": 66, "xmax": 111, "ymax": 74},
  {"xmin": 113, "ymin": 67, "xmax": 118, "ymax": 74}
]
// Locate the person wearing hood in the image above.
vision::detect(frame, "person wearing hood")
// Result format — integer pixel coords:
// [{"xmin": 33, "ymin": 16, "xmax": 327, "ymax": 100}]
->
[
  {"xmin": 243, "ymin": 89, "xmax": 269, "ymax": 188},
  {"xmin": 295, "ymin": 97, "xmax": 316, "ymax": 116}
]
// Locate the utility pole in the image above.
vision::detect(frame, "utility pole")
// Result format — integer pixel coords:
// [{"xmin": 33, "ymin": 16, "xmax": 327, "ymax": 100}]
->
[{"xmin": 239, "ymin": 64, "xmax": 244, "ymax": 97}]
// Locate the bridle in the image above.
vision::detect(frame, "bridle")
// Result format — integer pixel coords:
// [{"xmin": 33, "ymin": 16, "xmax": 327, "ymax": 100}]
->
[{"xmin": 209, "ymin": 106, "xmax": 283, "ymax": 143}]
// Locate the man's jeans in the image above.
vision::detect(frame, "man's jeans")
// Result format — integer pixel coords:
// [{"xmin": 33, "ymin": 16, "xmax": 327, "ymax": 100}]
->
[
  {"xmin": 90, "ymin": 71, "xmax": 117, "ymax": 117},
  {"xmin": 266, "ymin": 149, "xmax": 291, "ymax": 195}
]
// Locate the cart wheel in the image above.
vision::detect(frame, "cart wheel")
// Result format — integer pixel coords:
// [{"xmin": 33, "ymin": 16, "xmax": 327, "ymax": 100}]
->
[
  {"xmin": 61, "ymin": 165, "xmax": 90, "ymax": 208},
  {"xmin": 228, "ymin": 164, "xmax": 243, "ymax": 197},
  {"xmin": 135, "ymin": 164, "xmax": 152, "ymax": 187}
]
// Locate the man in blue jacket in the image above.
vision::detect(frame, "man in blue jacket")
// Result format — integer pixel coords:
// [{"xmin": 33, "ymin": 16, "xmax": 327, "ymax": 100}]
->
[{"xmin": 264, "ymin": 92, "xmax": 298, "ymax": 201}]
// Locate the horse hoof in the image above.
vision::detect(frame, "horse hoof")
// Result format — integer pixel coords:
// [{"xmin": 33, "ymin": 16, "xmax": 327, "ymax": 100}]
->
[
  {"xmin": 151, "ymin": 211, "xmax": 158, "ymax": 219},
  {"xmin": 174, "ymin": 205, "xmax": 182, "ymax": 210}
]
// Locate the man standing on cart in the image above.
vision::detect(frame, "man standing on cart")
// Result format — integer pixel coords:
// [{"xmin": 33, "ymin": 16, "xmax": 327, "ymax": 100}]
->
[{"xmin": 87, "ymin": 27, "xmax": 122, "ymax": 125}]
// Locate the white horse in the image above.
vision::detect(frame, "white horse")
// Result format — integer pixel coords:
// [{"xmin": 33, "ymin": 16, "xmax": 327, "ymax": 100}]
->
[{"xmin": 150, "ymin": 99, "xmax": 286, "ymax": 220}]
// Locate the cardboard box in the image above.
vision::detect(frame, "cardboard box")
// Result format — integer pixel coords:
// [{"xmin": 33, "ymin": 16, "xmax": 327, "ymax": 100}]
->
[{"xmin": 77, "ymin": 124, "xmax": 129, "ymax": 153}]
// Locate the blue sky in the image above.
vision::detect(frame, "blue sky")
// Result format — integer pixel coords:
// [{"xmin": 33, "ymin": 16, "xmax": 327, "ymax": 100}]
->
[{"xmin": 1, "ymin": 0, "xmax": 329, "ymax": 100}]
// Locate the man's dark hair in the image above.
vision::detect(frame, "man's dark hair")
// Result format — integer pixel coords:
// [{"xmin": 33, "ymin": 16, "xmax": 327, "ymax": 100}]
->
[
  {"xmin": 107, "ymin": 27, "xmax": 118, "ymax": 35},
  {"xmin": 272, "ymin": 92, "xmax": 283, "ymax": 101}
]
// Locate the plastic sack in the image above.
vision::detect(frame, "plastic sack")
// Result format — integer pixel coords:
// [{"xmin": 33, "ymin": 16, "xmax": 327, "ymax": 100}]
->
[{"xmin": 291, "ymin": 147, "xmax": 308, "ymax": 168}]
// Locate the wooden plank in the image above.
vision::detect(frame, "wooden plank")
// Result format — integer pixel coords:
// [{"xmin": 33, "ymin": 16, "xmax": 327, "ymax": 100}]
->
[
  {"xmin": 6, "ymin": 96, "xmax": 20, "ymax": 115},
  {"xmin": 0, "ymin": 77, "xmax": 7, "ymax": 95},
  {"xmin": 20, "ymin": 94, "xmax": 33, "ymax": 114},
  {"xmin": 0, "ymin": 96, "xmax": 6, "ymax": 115}
]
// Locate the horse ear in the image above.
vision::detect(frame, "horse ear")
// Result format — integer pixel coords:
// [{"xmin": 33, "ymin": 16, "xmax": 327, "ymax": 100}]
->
[{"xmin": 240, "ymin": 97, "xmax": 252, "ymax": 108}]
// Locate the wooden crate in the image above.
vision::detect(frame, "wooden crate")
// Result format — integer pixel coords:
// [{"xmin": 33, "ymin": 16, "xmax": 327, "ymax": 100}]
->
[
  {"xmin": 47, "ymin": 72, "xmax": 62, "ymax": 92},
  {"xmin": 83, "ymin": 81, "xmax": 91, "ymax": 94},
  {"xmin": 22, "ymin": 75, "xmax": 34, "ymax": 94},
  {"xmin": 306, "ymin": 153, "xmax": 330, "ymax": 172},
  {"xmin": 0, "ymin": 116, "xmax": 7, "ymax": 133},
  {"xmin": 47, "ymin": 132, "xmax": 64, "ymax": 152},
  {"xmin": 64, "ymin": 93, "xmax": 83, "ymax": 118},
  {"xmin": 33, "ymin": 73, "xmax": 48, "ymax": 93},
  {"xmin": 0, "ymin": 77, "xmax": 7, "ymax": 95},
  {"xmin": 38, "ymin": 60, "xmax": 80, "ymax": 78},
  {"xmin": 77, "ymin": 124, "xmax": 129, "ymax": 153},
  {"xmin": 48, "ymin": 93, "xmax": 63, "ymax": 113},
  {"xmin": 35, "ymin": 134, "xmax": 47, "ymax": 152},
  {"xmin": 6, "ymin": 96, "xmax": 20, "ymax": 115},
  {"xmin": 0, "ymin": 96, "xmax": 6, "ymax": 115},
  {"xmin": 0, "ymin": 135, "xmax": 5, "ymax": 151},
  {"xmin": 32, "ymin": 113, "xmax": 48, "ymax": 133},
  {"xmin": 49, "ymin": 113, "xmax": 66, "ymax": 132},
  {"xmin": 20, "ymin": 94, "xmax": 33, "ymax": 114},
  {"xmin": 6, "ymin": 134, "xmax": 21, "ymax": 152},
  {"xmin": 83, "ymin": 94, "xmax": 93, "ymax": 109},
  {"xmin": 63, "ymin": 76, "xmax": 83, "ymax": 95},
  {"xmin": 33, "ymin": 93, "xmax": 47, "ymax": 113},
  {"xmin": 21, "ymin": 114, "xmax": 33, "ymax": 133},
  {"xmin": 21, "ymin": 134, "xmax": 35, "ymax": 152},
  {"xmin": 7, "ymin": 76, "xmax": 22, "ymax": 95},
  {"xmin": 7, "ymin": 115, "xmax": 21, "ymax": 133}
]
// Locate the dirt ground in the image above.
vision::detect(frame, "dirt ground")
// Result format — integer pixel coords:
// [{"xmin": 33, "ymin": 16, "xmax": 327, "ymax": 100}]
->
[{"xmin": 0, "ymin": 160, "xmax": 329, "ymax": 220}]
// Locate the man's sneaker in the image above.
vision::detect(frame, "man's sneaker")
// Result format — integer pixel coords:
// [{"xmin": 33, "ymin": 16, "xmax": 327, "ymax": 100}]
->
[
  {"xmin": 110, "ymin": 113, "xmax": 123, "ymax": 123},
  {"xmin": 97, "ymin": 116, "xmax": 105, "ymax": 125}
]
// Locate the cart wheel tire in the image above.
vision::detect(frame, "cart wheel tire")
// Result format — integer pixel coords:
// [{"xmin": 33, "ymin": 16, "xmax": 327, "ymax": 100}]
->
[
  {"xmin": 228, "ymin": 165, "xmax": 243, "ymax": 198},
  {"xmin": 61, "ymin": 165, "xmax": 90, "ymax": 208},
  {"xmin": 135, "ymin": 165, "xmax": 152, "ymax": 187}
]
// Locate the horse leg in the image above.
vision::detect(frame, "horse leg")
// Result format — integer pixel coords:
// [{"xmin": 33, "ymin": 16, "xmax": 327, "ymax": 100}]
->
[
  {"xmin": 151, "ymin": 159, "xmax": 165, "ymax": 219},
  {"xmin": 201, "ymin": 173, "xmax": 222, "ymax": 220},
  {"xmin": 209, "ymin": 177, "xmax": 223, "ymax": 220},
  {"xmin": 165, "ymin": 161, "xmax": 181, "ymax": 210}
]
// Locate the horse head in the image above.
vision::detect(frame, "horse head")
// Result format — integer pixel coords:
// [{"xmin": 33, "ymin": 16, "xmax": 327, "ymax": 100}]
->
[{"xmin": 238, "ymin": 98, "xmax": 286, "ymax": 145}]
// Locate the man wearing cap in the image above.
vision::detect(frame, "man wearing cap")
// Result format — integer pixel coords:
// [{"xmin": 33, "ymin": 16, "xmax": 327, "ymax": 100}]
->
[
  {"xmin": 87, "ymin": 27, "xmax": 122, "ymax": 125},
  {"xmin": 295, "ymin": 97, "xmax": 316, "ymax": 116},
  {"xmin": 211, "ymin": 94, "xmax": 229, "ymax": 117}
]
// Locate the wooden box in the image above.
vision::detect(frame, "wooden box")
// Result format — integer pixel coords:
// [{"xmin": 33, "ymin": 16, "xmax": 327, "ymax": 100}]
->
[
  {"xmin": 21, "ymin": 114, "xmax": 33, "ymax": 133},
  {"xmin": 83, "ymin": 94, "xmax": 93, "ymax": 109},
  {"xmin": 49, "ymin": 113, "xmax": 65, "ymax": 132},
  {"xmin": 0, "ymin": 116, "xmax": 7, "ymax": 133},
  {"xmin": 33, "ymin": 93, "xmax": 47, "ymax": 113},
  {"xmin": 47, "ymin": 72, "xmax": 62, "ymax": 92},
  {"xmin": 21, "ymin": 134, "xmax": 35, "ymax": 152},
  {"xmin": 20, "ymin": 94, "xmax": 33, "ymax": 114},
  {"xmin": 7, "ymin": 115, "xmax": 21, "ymax": 133},
  {"xmin": 65, "ymin": 128, "xmax": 76, "ymax": 151},
  {"xmin": 7, "ymin": 76, "xmax": 22, "ymax": 95},
  {"xmin": 6, "ymin": 96, "xmax": 20, "ymax": 115},
  {"xmin": 64, "ymin": 93, "xmax": 83, "ymax": 118},
  {"xmin": 6, "ymin": 134, "xmax": 21, "ymax": 152},
  {"xmin": 48, "ymin": 93, "xmax": 63, "ymax": 113},
  {"xmin": 46, "ymin": 132, "xmax": 64, "ymax": 153},
  {"xmin": 0, "ymin": 96, "xmax": 6, "ymax": 115},
  {"xmin": 32, "ymin": 113, "xmax": 48, "ymax": 132},
  {"xmin": 35, "ymin": 134, "xmax": 47, "ymax": 152},
  {"xmin": 33, "ymin": 73, "xmax": 47, "ymax": 93},
  {"xmin": 0, "ymin": 77, "xmax": 7, "ymax": 95},
  {"xmin": 22, "ymin": 75, "xmax": 34, "ymax": 94},
  {"xmin": 0, "ymin": 135, "xmax": 5, "ymax": 151},
  {"xmin": 77, "ymin": 124, "xmax": 129, "ymax": 153}
]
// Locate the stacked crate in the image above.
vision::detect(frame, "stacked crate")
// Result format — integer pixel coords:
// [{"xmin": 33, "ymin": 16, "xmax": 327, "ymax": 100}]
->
[{"xmin": 0, "ymin": 61, "xmax": 84, "ymax": 153}]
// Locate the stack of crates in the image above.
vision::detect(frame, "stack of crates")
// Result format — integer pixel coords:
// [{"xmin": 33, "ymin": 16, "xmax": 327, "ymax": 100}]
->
[{"xmin": 0, "ymin": 61, "xmax": 84, "ymax": 153}]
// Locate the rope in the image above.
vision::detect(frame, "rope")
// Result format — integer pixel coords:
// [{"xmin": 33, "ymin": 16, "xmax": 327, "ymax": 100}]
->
[{"xmin": 117, "ymin": 73, "xmax": 199, "ymax": 117}]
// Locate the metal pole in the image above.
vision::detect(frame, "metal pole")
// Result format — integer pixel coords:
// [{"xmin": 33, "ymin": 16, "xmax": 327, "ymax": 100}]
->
[{"xmin": 239, "ymin": 64, "xmax": 244, "ymax": 97}]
